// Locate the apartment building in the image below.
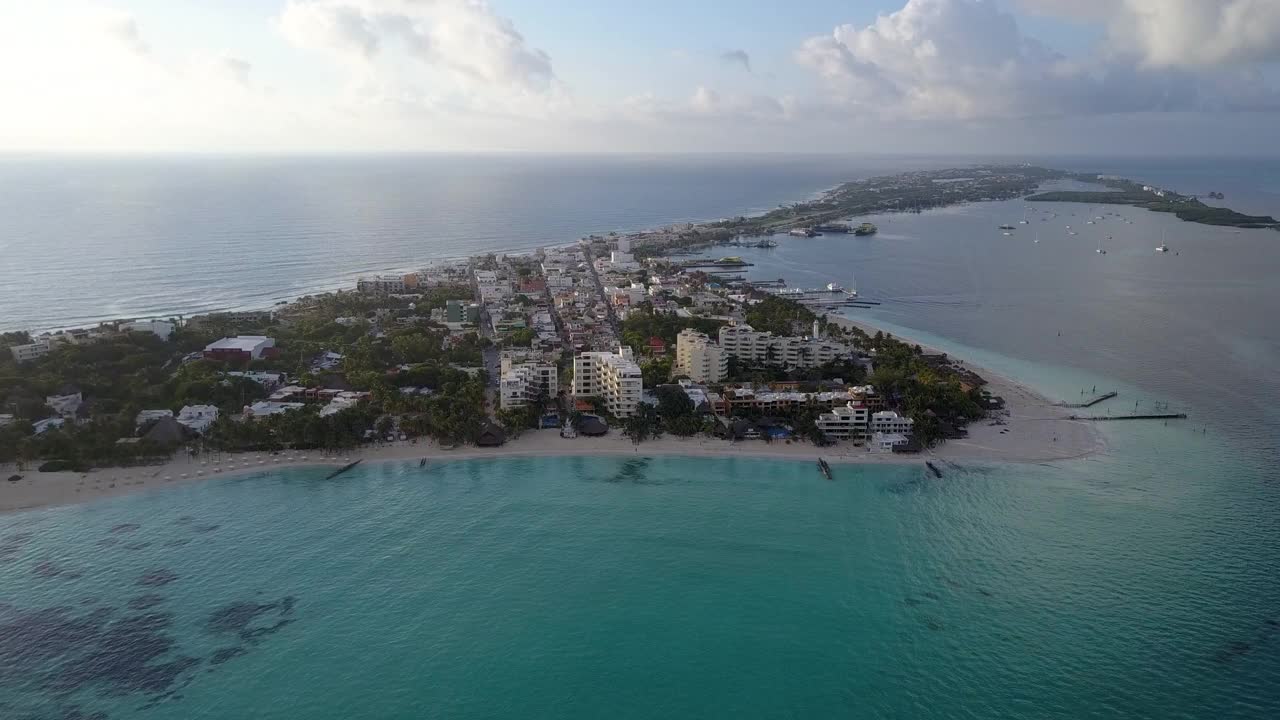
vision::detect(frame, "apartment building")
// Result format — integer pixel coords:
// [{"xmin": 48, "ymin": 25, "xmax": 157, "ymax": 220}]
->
[
  {"xmin": 717, "ymin": 323, "xmax": 852, "ymax": 369},
  {"xmin": 674, "ymin": 329, "xmax": 727, "ymax": 383},
  {"xmin": 871, "ymin": 411, "xmax": 915, "ymax": 435},
  {"xmin": 500, "ymin": 359, "xmax": 558, "ymax": 410},
  {"xmin": 816, "ymin": 402, "xmax": 872, "ymax": 442},
  {"xmin": 572, "ymin": 347, "xmax": 642, "ymax": 418}
]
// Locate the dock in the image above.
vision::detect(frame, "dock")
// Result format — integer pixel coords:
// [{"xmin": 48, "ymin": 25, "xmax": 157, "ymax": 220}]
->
[
  {"xmin": 925, "ymin": 461, "xmax": 943, "ymax": 478},
  {"xmin": 324, "ymin": 459, "xmax": 363, "ymax": 479},
  {"xmin": 1058, "ymin": 391, "xmax": 1118, "ymax": 408},
  {"xmin": 1070, "ymin": 413, "xmax": 1187, "ymax": 421},
  {"xmin": 817, "ymin": 458, "xmax": 833, "ymax": 480}
]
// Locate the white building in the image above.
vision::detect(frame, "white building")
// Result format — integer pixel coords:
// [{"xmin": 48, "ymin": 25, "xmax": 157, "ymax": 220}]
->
[
  {"xmin": 243, "ymin": 401, "xmax": 305, "ymax": 418},
  {"xmin": 0, "ymin": 414, "xmax": 16, "ymax": 427},
  {"xmin": 500, "ymin": 359, "xmax": 558, "ymax": 410},
  {"xmin": 572, "ymin": 347, "xmax": 643, "ymax": 418},
  {"xmin": 718, "ymin": 323, "xmax": 852, "ymax": 369},
  {"xmin": 176, "ymin": 405, "xmax": 219, "ymax": 434},
  {"xmin": 9, "ymin": 339, "xmax": 50, "ymax": 363},
  {"xmin": 816, "ymin": 403, "xmax": 871, "ymax": 442},
  {"xmin": 871, "ymin": 432, "xmax": 911, "ymax": 453},
  {"xmin": 357, "ymin": 275, "xmax": 408, "ymax": 294},
  {"xmin": 46, "ymin": 392, "xmax": 83, "ymax": 419},
  {"xmin": 122, "ymin": 320, "xmax": 175, "ymax": 341},
  {"xmin": 674, "ymin": 329, "xmax": 727, "ymax": 384},
  {"xmin": 871, "ymin": 411, "xmax": 915, "ymax": 435},
  {"xmin": 135, "ymin": 409, "xmax": 174, "ymax": 428},
  {"xmin": 224, "ymin": 371, "xmax": 288, "ymax": 389},
  {"xmin": 318, "ymin": 393, "xmax": 365, "ymax": 418},
  {"xmin": 32, "ymin": 417, "xmax": 66, "ymax": 435},
  {"xmin": 204, "ymin": 336, "xmax": 276, "ymax": 361}
]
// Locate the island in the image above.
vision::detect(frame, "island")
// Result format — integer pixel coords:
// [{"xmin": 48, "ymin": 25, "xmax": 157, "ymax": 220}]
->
[{"xmin": 1026, "ymin": 176, "xmax": 1278, "ymax": 229}]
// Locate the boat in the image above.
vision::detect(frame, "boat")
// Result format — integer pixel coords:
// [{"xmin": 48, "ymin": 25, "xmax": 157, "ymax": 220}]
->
[
  {"xmin": 825, "ymin": 282, "xmax": 844, "ymax": 293},
  {"xmin": 1002, "ymin": 231, "xmax": 1012, "ymax": 236},
  {"xmin": 1019, "ymin": 208, "xmax": 1029, "ymax": 224},
  {"xmin": 814, "ymin": 223, "xmax": 850, "ymax": 233},
  {"xmin": 1096, "ymin": 237, "xmax": 1106, "ymax": 254},
  {"xmin": 1034, "ymin": 231, "xmax": 1040, "ymax": 244},
  {"xmin": 998, "ymin": 224, "xmax": 1016, "ymax": 230},
  {"xmin": 788, "ymin": 228, "xmax": 817, "ymax": 237},
  {"xmin": 1156, "ymin": 244, "xmax": 1169, "ymax": 253},
  {"xmin": 854, "ymin": 222, "xmax": 878, "ymax": 236}
]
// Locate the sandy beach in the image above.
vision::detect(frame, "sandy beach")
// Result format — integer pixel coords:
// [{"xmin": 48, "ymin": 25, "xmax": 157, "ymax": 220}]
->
[{"xmin": 1, "ymin": 321, "xmax": 1102, "ymax": 515}]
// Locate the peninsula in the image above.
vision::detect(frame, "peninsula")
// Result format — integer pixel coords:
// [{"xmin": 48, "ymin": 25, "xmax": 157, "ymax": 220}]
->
[{"xmin": 1026, "ymin": 176, "xmax": 1279, "ymax": 229}]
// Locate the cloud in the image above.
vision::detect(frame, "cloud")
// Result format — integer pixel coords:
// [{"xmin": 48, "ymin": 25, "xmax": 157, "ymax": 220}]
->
[
  {"xmin": 278, "ymin": 0, "xmax": 554, "ymax": 91},
  {"xmin": 720, "ymin": 49, "xmax": 751, "ymax": 72},
  {"xmin": 101, "ymin": 12, "xmax": 150, "ymax": 56},
  {"xmin": 794, "ymin": 0, "xmax": 1280, "ymax": 120},
  {"xmin": 1017, "ymin": 0, "xmax": 1280, "ymax": 68}
]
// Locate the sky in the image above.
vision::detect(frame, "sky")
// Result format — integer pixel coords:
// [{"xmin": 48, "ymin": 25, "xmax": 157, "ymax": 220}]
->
[{"xmin": 1, "ymin": 0, "xmax": 1278, "ymax": 154}]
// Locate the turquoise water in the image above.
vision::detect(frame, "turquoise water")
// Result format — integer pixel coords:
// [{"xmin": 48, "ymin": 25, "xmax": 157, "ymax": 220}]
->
[{"xmin": 3, "ymin": 448, "xmax": 1278, "ymax": 719}]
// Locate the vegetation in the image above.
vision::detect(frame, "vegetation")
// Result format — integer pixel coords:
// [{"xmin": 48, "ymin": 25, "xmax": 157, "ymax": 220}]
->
[
  {"xmin": 1026, "ymin": 189, "xmax": 1278, "ymax": 228},
  {"xmin": 620, "ymin": 303, "xmax": 726, "ymax": 349},
  {"xmin": 743, "ymin": 295, "xmax": 816, "ymax": 336}
]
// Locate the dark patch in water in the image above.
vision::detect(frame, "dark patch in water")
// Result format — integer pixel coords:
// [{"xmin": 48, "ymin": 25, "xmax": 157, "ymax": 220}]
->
[
  {"xmin": 206, "ymin": 597, "xmax": 298, "ymax": 645},
  {"xmin": 924, "ymin": 617, "xmax": 945, "ymax": 631},
  {"xmin": 922, "ymin": 591, "xmax": 940, "ymax": 601},
  {"xmin": 209, "ymin": 647, "xmax": 247, "ymax": 666},
  {"xmin": 192, "ymin": 524, "xmax": 220, "ymax": 534},
  {"xmin": 173, "ymin": 516, "xmax": 195, "ymax": 525},
  {"xmin": 123, "ymin": 543, "xmax": 151, "ymax": 552},
  {"xmin": 903, "ymin": 596, "xmax": 922, "ymax": 607},
  {"xmin": 163, "ymin": 538, "xmax": 192, "ymax": 548},
  {"xmin": 603, "ymin": 458, "xmax": 654, "ymax": 484},
  {"xmin": 128, "ymin": 595, "xmax": 165, "ymax": 611},
  {"xmin": 32, "ymin": 561, "xmax": 82, "ymax": 580},
  {"xmin": 1215, "ymin": 641, "xmax": 1252, "ymax": 663},
  {"xmin": 137, "ymin": 570, "xmax": 179, "ymax": 587},
  {"xmin": 110, "ymin": 524, "xmax": 141, "ymax": 534},
  {"xmin": 94, "ymin": 538, "xmax": 119, "ymax": 548},
  {"xmin": 0, "ymin": 532, "xmax": 35, "ymax": 562}
]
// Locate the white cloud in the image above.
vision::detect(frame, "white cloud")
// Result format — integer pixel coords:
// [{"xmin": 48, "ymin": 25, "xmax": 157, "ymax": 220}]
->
[
  {"xmin": 1018, "ymin": 0, "xmax": 1280, "ymax": 68},
  {"xmin": 278, "ymin": 0, "xmax": 554, "ymax": 91},
  {"xmin": 794, "ymin": 0, "xmax": 1280, "ymax": 120}
]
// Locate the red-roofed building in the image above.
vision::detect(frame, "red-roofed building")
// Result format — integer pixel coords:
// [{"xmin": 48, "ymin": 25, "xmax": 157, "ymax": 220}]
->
[{"xmin": 646, "ymin": 337, "xmax": 667, "ymax": 356}]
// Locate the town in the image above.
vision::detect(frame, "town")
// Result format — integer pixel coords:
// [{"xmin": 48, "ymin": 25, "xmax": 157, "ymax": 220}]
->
[{"xmin": 0, "ymin": 220, "xmax": 999, "ymax": 475}]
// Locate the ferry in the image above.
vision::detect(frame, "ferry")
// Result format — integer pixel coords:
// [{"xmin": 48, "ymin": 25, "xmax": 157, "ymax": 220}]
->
[
  {"xmin": 854, "ymin": 222, "xmax": 878, "ymax": 236},
  {"xmin": 1156, "ymin": 244, "xmax": 1169, "ymax": 253},
  {"xmin": 789, "ymin": 228, "xmax": 817, "ymax": 238}
]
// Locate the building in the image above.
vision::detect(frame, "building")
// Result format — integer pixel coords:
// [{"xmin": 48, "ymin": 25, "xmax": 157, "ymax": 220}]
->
[
  {"xmin": 204, "ymin": 336, "xmax": 276, "ymax": 362},
  {"xmin": 243, "ymin": 401, "xmax": 305, "ymax": 418},
  {"xmin": 500, "ymin": 359, "xmax": 558, "ymax": 410},
  {"xmin": 224, "ymin": 371, "xmax": 287, "ymax": 389},
  {"xmin": 356, "ymin": 275, "xmax": 409, "ymax": 294},
  {"xmin": 135, "ymin": 409, "xmax": 174, "ymax": 428},
  {"xmin": 176, "ymin": 405, "xmax": 219, "ymax": 434},
  {"xmin": 717, "ymin": 323, "xmax": 852, "ymax": 369},
  {"xmin": 446, "ymin": 299, "xmax": 481, "ymax": 324},
  {"xmin": 816, "ymin": 403, "xmax": 871, "ymax": 442},
  {"xmin": 871, "ymin": 432, "xmax": 911, "ymax": 453},
  {"xmin": 121, "ymin": 320, "xmax": 175, "ymax": 341},
  {"xmin": 9, "ymin": 339, "xmax": 50, "ymax": 363},
  {"xmin": 871, "ymin": 411, "xmax": 915, "ymax": 435},
  {"xmin": 32, "ymin": 417, "xmax": 66, "ymax": 435},
  {"xmin": 46, "ymin": 392, "xmax": 83, "ymax": 419},
  {"xmin": 572, "ymin": 347, "xmax": 643, "ymax": 418},
  {"xmin": 674, "ymin": 329, "xmax": 727, "ymax": 384}
]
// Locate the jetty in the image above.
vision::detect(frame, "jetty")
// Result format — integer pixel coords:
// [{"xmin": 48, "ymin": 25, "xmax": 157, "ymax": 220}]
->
[
  {"xmin": 1070, "ymin": 413, "xmax": 1187, "ymax": 421},
  {"xmin": 1058, "ymin": 391, "xmax": 1118, "ymax": 409},
  {"xmin": 817, "ymin": 458, "xmax": 833, "ymax": 480},
  {"xmin": 925, "ymin": 461, "xmax": 943, "ymax": 478},
  {"xmin": 325, "ymin": 459, "xmax": 363, "ymax": 480}
]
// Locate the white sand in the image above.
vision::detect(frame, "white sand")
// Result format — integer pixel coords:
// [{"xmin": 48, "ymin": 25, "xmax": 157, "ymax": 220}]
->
[{"xmin": 1, "ymin": 321, "xmax": 1101, "ymax": 514}]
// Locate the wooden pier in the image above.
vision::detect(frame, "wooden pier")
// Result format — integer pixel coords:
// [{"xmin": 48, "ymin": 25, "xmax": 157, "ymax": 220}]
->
[
  {"xmin": 1059, "ymin": 390, "xmax": 1118, "ymax": 408},
  {"xmin": 324, "ymin": 459, "xmax": 363, "ymax": 479},
  {"xmin": 1070, "ymin": 413, "xmax": 1187, "ymax": 421},
  {"xmin": 817, "ymin": 458, "xmax": 833, "ymax": 480}
]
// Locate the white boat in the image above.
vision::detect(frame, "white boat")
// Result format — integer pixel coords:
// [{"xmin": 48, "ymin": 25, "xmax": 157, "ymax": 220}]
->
[
  {"xmin": 1156, "ymin": 244, "xmax": 1169, "ymax": 253},
  {"xmin": 825, "ymin": 282, "xmax": 844, "ymax": 292},
  {"xmin": 1019, "ymin": 207, "xmax": 1029, "ymax": 224}
]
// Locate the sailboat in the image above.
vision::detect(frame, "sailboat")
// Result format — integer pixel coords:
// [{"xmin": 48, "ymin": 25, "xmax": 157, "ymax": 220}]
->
[
  {"xmin": 1156, "ymin": 230, "xmax": 1169, "ymax": 253},
  {"xmin": 1034, "ymin": 230, "xmax": 1040, "ymax": 244},
  {"xmin": 1096, "ymin": 236, "xmax": 1107, "ymax": 254},
  {"xmin": 1019, "ymin": 207, "xmax": 1029, "ymax": 224}
]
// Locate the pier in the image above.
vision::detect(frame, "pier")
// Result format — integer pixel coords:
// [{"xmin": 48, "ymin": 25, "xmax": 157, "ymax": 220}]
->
[
  {"xmin": 817, "ymin": 458, "xmax": 833, "ymax": 480},
  {"xmin": 1070, "ymin": 413, "xmax": 1187, "ymax": 421},
  {"xmin": 925, "ymin": 461, "xmax": 943, "ymax": 478},
  {"xmin": 1058, "ymin": 391, "xmax": 1118, "ymax": 408},
  {"xmin": 325, "ymin": 459, "xmax": 363, "ymax": 479}
]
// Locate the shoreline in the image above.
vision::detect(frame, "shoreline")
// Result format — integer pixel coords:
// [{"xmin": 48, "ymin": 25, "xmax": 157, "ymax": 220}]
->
[{"xmin": 2, "ymin": 317, "xmax": 1104, "ymax": 515}]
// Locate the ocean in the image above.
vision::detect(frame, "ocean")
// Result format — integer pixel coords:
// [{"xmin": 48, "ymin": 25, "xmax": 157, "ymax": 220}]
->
[{"xmin": 2, "ymin": 154, "xmax": 1280, "ymax": 718}]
